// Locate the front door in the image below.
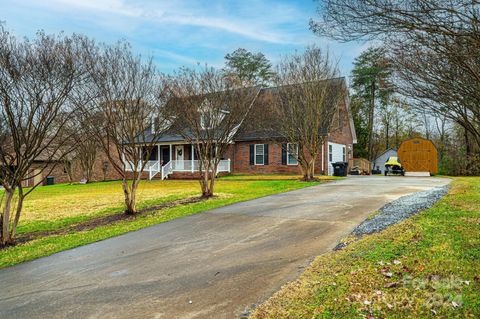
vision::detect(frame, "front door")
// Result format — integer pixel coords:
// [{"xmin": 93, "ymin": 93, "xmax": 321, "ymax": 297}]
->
[
  {"xmin": 161, "ymin": 147, "xmax": 170, "ymax": 166},
  {"xmin": 175, "ymin": 145, "xmax": 184, "ymax": 170}
]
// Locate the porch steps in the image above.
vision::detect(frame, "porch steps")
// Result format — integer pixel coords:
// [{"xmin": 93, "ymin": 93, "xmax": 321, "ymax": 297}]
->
[{"xmin": 124, "ymin": 159, "xmax": 231, "ymax": 180}]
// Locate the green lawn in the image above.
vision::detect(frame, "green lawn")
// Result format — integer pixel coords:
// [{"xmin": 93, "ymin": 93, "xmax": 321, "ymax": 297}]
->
[
  {"xmin": 0, "ymin": 176, "xmax": 326, "ymax": 268},
  {"xmin": 251, "ymin": 177, "xmax": 480, "ymax": 319},
  {"xmin": 220, "ymin": 174, "xmax": 343, "ymax": 181}
]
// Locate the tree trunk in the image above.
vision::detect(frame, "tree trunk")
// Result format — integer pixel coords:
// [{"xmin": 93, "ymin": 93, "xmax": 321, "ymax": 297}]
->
[
  {"xmin": 64, "ymin": 160, "xmax": 74, "ymax": 184},
  {"xmin": 464, "ymin": 127, "xmax": 472, "ymax": 174},
  {"xmin": 309, "ymin": 158, "xmax": 315, "ymax": 180},
  {"xmin": 308, "ymin": 154, "xmax": 317, "ymax": 180},
  {"xmin": 199, "ymin": 166, "xmax": 211, "ymax": 198},
  {"xmin": 465, "ymin": 128, "xmax": 471, "ymax": 157},
  {"xmin": 395, "ymin": 120, "xmax": 399, "ymax": 148},
  {"xmin": 367, "ymin": 79, "xmax": 376, "ymax": 160},
  {"xmin": 385, "ymin": 120, "xmax": 390, "ymax": 149},
  {"xmin": 1, "ymin": 190, "xmax": 14, "ymax": 246},
  {"xmin": 208, "ymin": 170, "xmax": 216, "ymax": 197},
  {"xmin": 122, "ymin": 179, "xmax": 137, "ymax": 214},
  {"xmin": 301, "ymin": 161, "xmax": 313, "ymax": 181},
  {"xmin": 10, "ymin": 187, "xmax": 25, "ymax": 241}
]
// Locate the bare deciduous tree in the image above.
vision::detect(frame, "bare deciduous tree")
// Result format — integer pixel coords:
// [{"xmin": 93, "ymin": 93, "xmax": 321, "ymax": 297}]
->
[
  {"xmin": 169, "ymin": 66, "xmax": 260, "ymax": 197},
  {"xmin": 0, "ymin": 29, "xmax": 77, "ymax": 245},
  {"xmin": 310, "ymin": 0, "xmax": 478, "ymax": 42},
  {"xmin": 62, "ymin": 157, "xmax": 75, "ymax": 184},
  {"xmin": 75, "ymin": 41, "xmax": 172, "ymax": 214},
  {"xmin": 271, "ymin": 47, "xmax": 345, "ymax": 181},
  {"xmin": 311, "ymin": 0, "xmax": 480, "ymax": 159},
  {"xmin": 392, "ymin": 42, "xmax": 480, "ymax": 152},
  {"xmin": 77, "ymin": 138, "xmax": 98, "ymax": 183},
  {"xmin": 68, "ymin": 111, "xmax": 101, "ymax": 183}
]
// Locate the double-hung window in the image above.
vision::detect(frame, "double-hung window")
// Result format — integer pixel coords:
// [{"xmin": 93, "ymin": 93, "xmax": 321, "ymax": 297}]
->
[
  {"xmin": 255, "ymin": 144, "xmax": 264, "ymax": 165},
  {"xmin": 287, "ymin": 143, "xmax": 298, "ymax": 165},
  {"xmin": 342, "ymin": 146, "xmax": 346, "ymax": 162},
  {"xmin": 328, "ymin": 144, "xmax": 333, "ymax": 162}
]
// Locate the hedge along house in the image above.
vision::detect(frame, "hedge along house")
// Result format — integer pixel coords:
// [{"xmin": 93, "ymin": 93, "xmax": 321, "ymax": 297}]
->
[{"xmin": 124, "ymin": 77, "xmax": 356, "ymax": 179}]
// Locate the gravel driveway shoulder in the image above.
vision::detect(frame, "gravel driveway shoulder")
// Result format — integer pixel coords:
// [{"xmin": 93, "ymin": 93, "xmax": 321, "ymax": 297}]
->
[
  {"xmin": 352, "ymin": 185, "xmax": 449, "ymax": 236},
  {"xmin": 333, "ymin": 184, "xmax": 449, "ymax": 251}
]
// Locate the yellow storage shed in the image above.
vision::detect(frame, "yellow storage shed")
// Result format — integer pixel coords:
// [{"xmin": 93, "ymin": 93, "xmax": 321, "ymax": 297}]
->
[{"xmin": 398, "ymin": 137, "xmax": 438, "ymax": 174}]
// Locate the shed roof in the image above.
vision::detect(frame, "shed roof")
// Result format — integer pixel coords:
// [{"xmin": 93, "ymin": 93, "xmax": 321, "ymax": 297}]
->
[{"xmin": 373, "ymin": 148, "xmax": 398, "ymax": 161}]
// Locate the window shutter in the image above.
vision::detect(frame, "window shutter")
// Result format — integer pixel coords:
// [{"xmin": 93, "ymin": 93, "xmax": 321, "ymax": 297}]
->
[
  {"xmin": 281, "ymin": 143, "xmax": 287, "ymax": 165},
  {"xmin": 264, "ymin": 144, "xmax": 269, "ymax": 165},
  {"xmin": 249, "ymin": 144, "xmax": 254, "ymax": 165}
]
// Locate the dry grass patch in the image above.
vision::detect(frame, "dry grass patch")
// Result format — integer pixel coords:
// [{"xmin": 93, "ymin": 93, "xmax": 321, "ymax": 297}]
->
[
  {"xmin": 1, "ymin": 176, "xmax": 321, "ymax": 268},
  {"xmin": 20, "ymin": 180, "xmax": 200, "ymax": 222}
]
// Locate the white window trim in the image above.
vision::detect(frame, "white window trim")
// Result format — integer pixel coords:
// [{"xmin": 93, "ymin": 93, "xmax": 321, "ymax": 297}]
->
[
  {"xmin": 286, "ymin": 143, "xmax": 298, "ymax": 165},
  {"xmin": 254, "ymin": 144, "xmax": 264, "ymax": 165}
]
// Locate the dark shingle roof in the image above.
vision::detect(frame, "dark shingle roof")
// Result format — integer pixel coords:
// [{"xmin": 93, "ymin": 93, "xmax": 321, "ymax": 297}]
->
[{"xmin": 131, "ymin": 77, "xmax": 351, "ymax": 144}]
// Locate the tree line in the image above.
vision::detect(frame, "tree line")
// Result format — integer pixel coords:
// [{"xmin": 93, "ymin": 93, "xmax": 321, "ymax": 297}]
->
[
  {"xmin": 312, "ymin": 0, "xmax": 480, "ymax": 175},
  {"xmin": 0, "ymin": 26, "xmax": 342, "ymax": 246}
]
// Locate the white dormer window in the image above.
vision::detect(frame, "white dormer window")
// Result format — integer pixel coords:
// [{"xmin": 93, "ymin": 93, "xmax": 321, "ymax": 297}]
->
[
  {"xmin": 151, "ymin": 117, "xmax": 173, "ymax": 133},
  {"xmin": 199, "ymin": 112, "xmax": 210, "ymax": 129},
  {"xmin": 151, "ymin": 116, "xmax": 156, "ymax": 133},
  {"xmin": 199, "ymin": 100, "xmax": 229, "ymax": 129}
]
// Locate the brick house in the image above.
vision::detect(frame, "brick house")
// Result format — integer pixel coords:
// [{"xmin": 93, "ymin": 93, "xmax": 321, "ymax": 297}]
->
[
  {"xmin": 125, "ymin": 77, "xmax": 357, "ymax": 179},
  {"xmin": 19, "ymin": 148, "xmax": 122, "ymax": 187}
]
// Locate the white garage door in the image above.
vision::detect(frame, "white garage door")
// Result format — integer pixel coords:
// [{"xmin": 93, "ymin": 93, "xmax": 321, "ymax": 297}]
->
[{"xmin": 327, "ymin": 142, "xmax": 346, "ymax": 176}]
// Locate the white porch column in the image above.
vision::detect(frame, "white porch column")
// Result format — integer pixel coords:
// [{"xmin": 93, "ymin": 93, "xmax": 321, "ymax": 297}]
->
[
  {"xmin": 157, "ymin": 144, "xmax": 160, "ymax": 163},
  {"xmin": 139, "ymin": 147, "xmax": 143, "ymax": 169},
  {"xmin": 169, "ymin": 144, "xmax": 172, "ymax": 162},
  {"xmin": 191, "ymin": 144, "xmax": 194, "ymax": 173},
  {"xmin": 321, "ymin": 143, "xmax": 325, "ymax": 173}
]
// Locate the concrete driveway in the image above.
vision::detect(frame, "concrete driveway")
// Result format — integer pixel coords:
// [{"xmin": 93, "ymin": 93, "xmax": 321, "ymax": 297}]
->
[{"xmin": 0, "ymin": 176, "xmax": 450, "ymax": 319}]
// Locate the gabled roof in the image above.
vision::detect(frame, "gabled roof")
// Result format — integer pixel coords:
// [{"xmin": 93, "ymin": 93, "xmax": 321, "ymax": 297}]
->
[
  {"xmin": 132, "ymin": 77, "xmax": 355, "ymax": 144},
  {"xmin": 373, "ymin": 148, "xmax": 398, "ymax": 161},
  {"xmin": 344, "ymin": 93, "xmax": 357, "ymax": 144},
  {"xmin": 235, "ymin": 77, "xmax": 354, "ymax": 142}
]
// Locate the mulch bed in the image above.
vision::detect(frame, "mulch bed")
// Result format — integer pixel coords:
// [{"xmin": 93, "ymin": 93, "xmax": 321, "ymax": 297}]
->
[{"xmin": 7, "ymin": 196, "xmax": 206, "ymax": 248}]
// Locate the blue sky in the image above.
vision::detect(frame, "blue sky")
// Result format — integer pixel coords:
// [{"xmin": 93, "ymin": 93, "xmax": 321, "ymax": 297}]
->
[{"xmin": 1, "ymin": 0, "xmax": 365, "ymax": 77}]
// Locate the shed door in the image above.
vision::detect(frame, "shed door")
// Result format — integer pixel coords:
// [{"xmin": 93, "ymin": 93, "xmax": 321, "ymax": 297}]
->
[{"xmin": 399, "ymin": 139, "xmax": 436, "ymax": 172}]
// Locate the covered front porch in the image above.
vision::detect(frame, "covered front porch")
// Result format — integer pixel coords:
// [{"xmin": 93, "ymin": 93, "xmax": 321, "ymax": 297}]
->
[{"xmin": 124, "ymin": 143, "xmax": 231, "ymax": 180}]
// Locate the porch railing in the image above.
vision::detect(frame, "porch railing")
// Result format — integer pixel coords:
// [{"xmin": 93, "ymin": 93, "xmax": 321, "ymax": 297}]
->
[
  {"xmin": 124, "ymin": 159, "xmax": 231, "ymax": 180},
  {"xmin": 124, "ymin": 160, "xmax": 161, "ymax": 180},
  {"xmin": 161, "ymin": 160, "xmax": 173, "ymax": 180},
  {"xmin": 124, "ymin": 160, "xmax": 159, "ymax": 172}
]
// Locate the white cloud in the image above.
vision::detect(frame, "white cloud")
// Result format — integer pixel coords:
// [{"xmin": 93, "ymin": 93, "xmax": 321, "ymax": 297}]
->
[
  {"xmin": 34, "ymin": 0, "xmax": 307, "ymax": 44},
  {"xmin": 157, "ymin": 14, "xmax": 294, "ymax": 44},
  {"xmin": 154, "ymin": 49, "xmax": 199, "ymax": 65},
  {"xmin": 45, "ymin": 0, "xmax": 142, "ymax": 17}
]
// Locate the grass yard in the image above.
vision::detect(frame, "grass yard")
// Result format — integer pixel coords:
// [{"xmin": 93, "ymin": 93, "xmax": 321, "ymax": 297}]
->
[
  {"xmin": 0, "ymin": 175, "xmax": 327, "ymax": 268},
  {"xmin": 221, "ymin": 174, "xmax": 343, "ymax": 181},
  {"xmin": 250, "ymin": 177, "xmax": 480, "ymax": 319}
]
